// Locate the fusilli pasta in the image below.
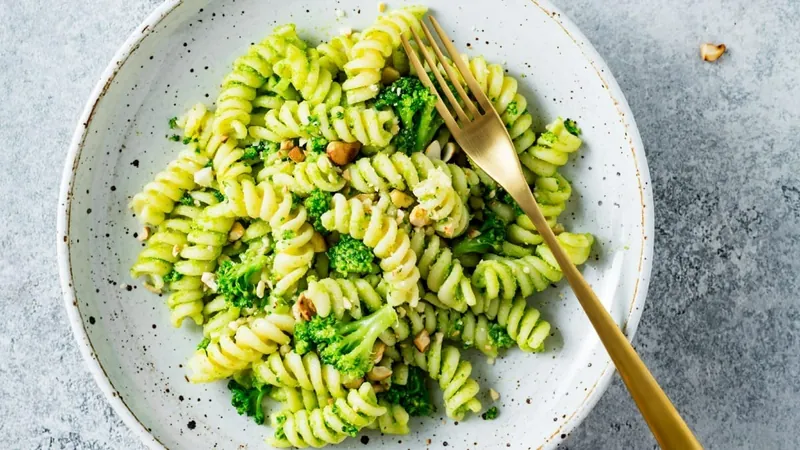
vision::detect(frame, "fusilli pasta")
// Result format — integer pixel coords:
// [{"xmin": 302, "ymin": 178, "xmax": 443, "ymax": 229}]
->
[
  {"xmin": 343, "ymin": 6, "xmax": 427, "ymax": 104},
  {"xmin": 268, "ymin": 383, "xmax": 386, "ymax": 448},
  {"xmin": 188, "ymin": 312, "xmax": 295, "ymax": 382},
  {"xmin": 249, "ymin": 100, "xmax": 398, "ymax": 147},
  {"xmin": 322, "ymin": 194, "xmax": 421, "ymax": 306},
  {"xmin": 400, "ymin": 332, "xmax": 482, "ymax": 420}
]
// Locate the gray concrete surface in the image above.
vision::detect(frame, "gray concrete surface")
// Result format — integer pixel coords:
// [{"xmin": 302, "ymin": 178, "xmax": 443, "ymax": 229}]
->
[{"xmin": 1, "ymin": 0, "xmax": 798, "ymax": 448}]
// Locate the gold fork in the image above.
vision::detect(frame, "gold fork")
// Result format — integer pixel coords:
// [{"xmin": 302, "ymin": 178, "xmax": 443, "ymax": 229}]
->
[{"xmin": 401, "ymin": 16, "xmax": 701, "ymax": 450}]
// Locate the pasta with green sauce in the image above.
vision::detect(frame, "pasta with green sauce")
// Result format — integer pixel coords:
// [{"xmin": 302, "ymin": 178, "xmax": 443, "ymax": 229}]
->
[{"xmin": 129, "ymin": 5, "xmax": 596, "ymax": 447}]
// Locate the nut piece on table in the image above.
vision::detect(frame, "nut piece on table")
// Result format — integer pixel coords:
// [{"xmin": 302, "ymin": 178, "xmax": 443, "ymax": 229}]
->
[
  {"xmin": 414, "ymin": 329, "xmax": 431, "ymax": 353},
  {"xmin": 288, "ymin": 146, "xmax": 305, "ymax": 163},
  {"xmin": 700, "ymin": 43, "xmax": 726, "ymax": 62},
  {"xmin": 424, "ymin": 140, "xmax": 442, "ymax": 161},
  {"xmin": 326, "ymin": 141, "xmax": 362, "ymax": 166},
  {"xmin": 137, "ymin": 226, "xmax": 151, "ymax": 241}
]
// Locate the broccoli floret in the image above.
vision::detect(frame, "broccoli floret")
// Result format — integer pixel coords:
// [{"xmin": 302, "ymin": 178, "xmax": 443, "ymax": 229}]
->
[
  {"xmin": 482, "ymin": 406, "xmax": 499, "ymax": 420},
  {"xmin": 341, "ymin": 423, "xmax": 359, "ymax": 437},
  {"xmin": 318, "ymin": 305, "xmax": 397, "ymax": 378},
  {"xmin": 178, "ymin": 192, "xmax": 194, "ymax": 206},
  {"xmin": 290, "ymin": 192, "xmax": 303, "ymax": 211},
  {"xmin": 327, "ymin": 234, "xmax": 375, "ymax": 276},
  {"xmin": 182, "ymin": 136, "xmax": 196, "ymax": 145},
  {"xmin": 453, "ymin": 211, "xmax": 508, "ymax": 256},
  {"xmin": 308, "ymin": 136, "xmax": 328, "ymax": 153},
  {"xmin": 216, "ymin": 253, "xmax": 268, "ymax": 308},
  {"xmin": 375, "ymin": 76, "xmax": 444, "ymax": 154},
  {"xmin": 293, "ymin": 314, "xmax": 339, "ymax": 355},
  {"xmin": 380, "ymin": 366, "xmax": 435, "ymax": 416},
  {"xmin": 227, "ymin": 379, "xmax": 269, "ymax": 425},
  {"xmin": 488, "ymin": 324, "xmax": 515, "ymax": 349},
  {"xmin": 197, "ymin": 337, "xmax": 210, "ymax": 350},
  {"xmin": 564, "ymin": 118, "xmax": 581, "ymax": 136},
  {"xmin": 167, "ymin": 134, "xmax": 181, "ymax": 142},
  {"xmin": 163, "ymin": 269, "xmax": 183, "ymax": 284},
  {"xmin": 499, "ymin": 190, "xmax": 524, "ymax": 217},
  {"xmin": 168, "ymin": 116, "xmax": 178, "ymax": 129},
  {"xmin": 506, "ymin": 101, "xmax": 519, "ymax": 116},
  {"xmin": 212, "ymin": 190, "xmax": 225, "ymax": 203},
  {"xmin": 304, "ymin": 189, "xmax": 332, "ymax": 233}
]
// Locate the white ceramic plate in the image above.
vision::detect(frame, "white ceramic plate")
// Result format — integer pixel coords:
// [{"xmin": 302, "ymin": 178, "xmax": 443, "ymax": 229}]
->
[{"xmin": 58, "ymin": 0, "xmax": 653, "ymax": 448}]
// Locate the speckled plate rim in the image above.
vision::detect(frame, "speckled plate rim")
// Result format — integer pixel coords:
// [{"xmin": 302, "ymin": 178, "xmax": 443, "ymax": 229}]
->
[{"xmin": 56, "ymin": 1, "xmax": 654, "ymax": 449}]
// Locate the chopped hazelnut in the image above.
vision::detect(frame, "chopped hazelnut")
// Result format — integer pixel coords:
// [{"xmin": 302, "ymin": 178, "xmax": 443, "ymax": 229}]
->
[
  {"xmin": 326, "ymin": 141, "xmax": 362, "ymax": 165},
  {"xmin": 228, "ymin": 222, "xmax": 245, "ymax": 241},
  {"xmin": 372, "ymin": 341, "xmax": 387, "ymax": 364},
  {"xmin": 201, "ymin": 272, "xmax": 218, "ymax": 292},
  {"xmin": 700, "ymin": 43, "xmax": 726, "ymax": 62},
  {"xmin": 367, "ymin": 366, "xmax": 393, "ymax": 382},
  {"xmin": 256, "ymin": 280, "xmax": 266, "ymax": 299},
  {"xmin": 442, "ymin": 142, "xmax": 458, "ymax": 162},
  {"xmin": 414, "ymin": 329, "xmax": 431, "ymax": 353},
  {"xmin": 343, "ymin": 377, "xmax": 364, "ymax": 390},
  {"xmin": 137, "ymin": 226, "xmax": 151, "ymax": 241},
  {"xmin": 293, "ymin": 293, "xmax": 317, "ymax": 321},
  {"xmin": 424, "ymin": 140, "xmax": 442, "ymax": 161},
  {"xmin": 489, "ymin": 388, "xmax": 500, "ymax": 401},
  {"xmin": 288, "ymin": 146, "xmax": 305, "ymax": 162},
  {"xmin": 409, "ymin": 205, "xmax": 432, "ymax": 227},
  {"xmin": 280, "ymin": 139, "xmax": 295, "ymax": 151}
]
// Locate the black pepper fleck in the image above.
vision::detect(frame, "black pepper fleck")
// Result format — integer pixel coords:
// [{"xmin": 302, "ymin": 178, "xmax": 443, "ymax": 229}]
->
[
  {"xmin": 188, "ymin": 420, "xmax": 196, "ymax": 429},
  {"xmin": 89, "ymin": 316, "xmax": 96, "ymax": 324},
  {"xmin": 360, "ymin": 436, "xmax": 369, "ymax": 445}
]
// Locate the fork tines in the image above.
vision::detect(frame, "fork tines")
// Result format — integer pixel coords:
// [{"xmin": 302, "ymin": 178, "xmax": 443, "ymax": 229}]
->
[{"xmin": 400, "ymin": 16, "xmax": 496, "ymax": 130}]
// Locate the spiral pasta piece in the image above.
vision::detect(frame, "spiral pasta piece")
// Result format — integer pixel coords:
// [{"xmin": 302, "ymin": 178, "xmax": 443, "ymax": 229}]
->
[
  {"xmin": 211, "ymin": 136, "xmax": 252, "ymax": 182},
  {"xmin": 252, "ymin": 351, "xmax": 350, "ymax": 407},
  {"xmin": 188, "ymin": 312, "xmax": 295, "ymax": 382},
  {"xmin": 160, "ymin": 192, "xmax": 234, "ymax": 327},
  {"xmin": 343, "ymin": 6, "xmax": 427, "ymax": 104},
  {"xmin": 316, "ymin": 33, "xmax": 360, "ymax": 74},
  {"xmin": 345, "ymin": 152, "xmax": 481, "ymax": 203},
  {"xmin": 412, "ymin": 168, "xmax": 469, "ymax": 238},
  {"xmin": 268, "ymin": 383, "xmax": 386, "ymax": 448},
  {"xmin": 471, "ymin": 232, "xmax": 594, "ymax": 303},
  {"xmin": 505, "ymin": 172, "xmax": 572, "ymax": 248},
  {"xmin": 130, "ymin": 202, "xmax": 200, "ymax": 291},
  {"xmin": 129, "ymin": 147, "xmax": 209, "ymax": 226},
  {"xmin": 268, "ymin": 154, "xmax": 347, "ymax": 195},
  {"xmin": 274, "ymin": 45, "xmax": 343, "ymax": 107},
  {"xmin": 371, "ymin": 400, "xmax": 410, "ymax": 435},
  {"xmin": 301, "ymin": 277, "xmax": 387, "ymax": 320},
  {"xmin": 519, "ymin": 117, "xmax": 583, "ymax": 177},
  {"xmin": 410, "ymin": 230, "xmax": 475, "ymax": 312},
  {"xmin": 208, "ymin": 177, "xmax": 316, "ymax": 294},
  {"xmin": 214, "ymin": 24, "xmax": 304, "ymax": 139},
  {"xmin": 487, "ymin": 296, "xmax": 551, "ymax": 353},
  {"xmin": 249, "ymin": 100, "xmax": 398, "ymax": 147},
  {"xmin": 399, "ymin": 332, "xmax": 482, "ymax": 420},
  {"xmin": 321, "ymin": 194, "xmax": 420, "ymax": 306}
]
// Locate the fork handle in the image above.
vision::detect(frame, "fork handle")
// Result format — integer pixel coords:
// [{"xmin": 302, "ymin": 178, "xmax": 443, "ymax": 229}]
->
[{"xmin": 512, "ymin": 186, "xmax": 702, "ymax": 450}]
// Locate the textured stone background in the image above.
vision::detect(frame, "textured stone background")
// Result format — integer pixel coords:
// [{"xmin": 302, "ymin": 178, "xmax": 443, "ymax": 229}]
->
[{"xmin": 1, "ymin": 0, "xmax": 798, "ymax": 449}]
